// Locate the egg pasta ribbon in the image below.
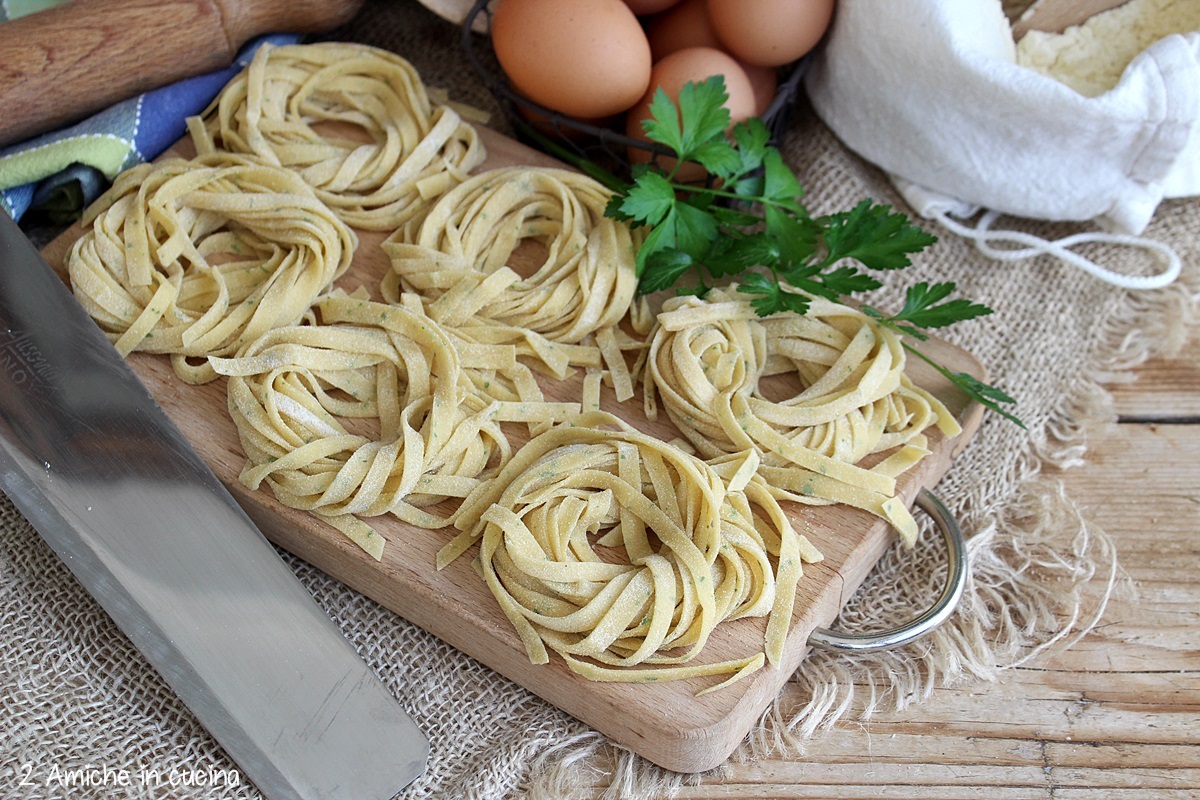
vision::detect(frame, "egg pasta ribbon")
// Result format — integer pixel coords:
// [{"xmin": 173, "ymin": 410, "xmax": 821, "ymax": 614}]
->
[
  {"xmin": 643, "ymin": 287, "xmax": 962, "ymax": 545},
  {"xmin": 382, "ymin": 166, "xmax": 649, "ymax": 407},
  {"xmin": 209, "ymin": 292, "xmax": 582, "ymax": 559},
  {"xmin": 66, "ymin": 153, "xmax": 355, "ymax": 384},
  {"xmin": 190, "ymin": 41, "xmax": 486, "ymax": 231},
  {"xmin": 440, "ymin": 412, "xmax": 823, "ymax": 692}
]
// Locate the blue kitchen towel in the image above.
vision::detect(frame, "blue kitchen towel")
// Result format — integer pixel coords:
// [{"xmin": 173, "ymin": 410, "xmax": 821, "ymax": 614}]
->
[{"xmin": 0, "ymin": 6, "xmax": 299, "ymax": 222}]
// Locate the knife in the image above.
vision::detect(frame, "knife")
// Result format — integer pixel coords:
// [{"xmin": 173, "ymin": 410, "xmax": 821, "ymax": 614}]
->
[{"xmin": 0, "ymin": 211, "xmax": 428, "ymax": 798}]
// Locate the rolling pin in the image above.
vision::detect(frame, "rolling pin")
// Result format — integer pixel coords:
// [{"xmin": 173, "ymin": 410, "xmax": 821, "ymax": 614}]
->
[{"xmin": 0, "ymin": 0, "xmax": 365, "ymax": 149}]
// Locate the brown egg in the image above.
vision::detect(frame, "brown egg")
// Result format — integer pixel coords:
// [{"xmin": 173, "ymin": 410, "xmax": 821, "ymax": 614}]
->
[
  {"xmin": 707, "ymin": 0, "xmax": 836, "ymax": 67},
  {"xmin": 646, "ymin": 0, "xmax": 722, "ymax": 62},
  {"xmin": 741, "ymin": 61, "xmax": 778, "ymax": 115},
  {"xmin": 626, "ymin": 47, "xmax": 756, "ymax": 181},
  {"xmin": 622, "ymin": 0, "xmax": 682, "ymax": 14},
  {"xmin": 491, "ymin": 0, "xmax": 652, "ymax": 119}
]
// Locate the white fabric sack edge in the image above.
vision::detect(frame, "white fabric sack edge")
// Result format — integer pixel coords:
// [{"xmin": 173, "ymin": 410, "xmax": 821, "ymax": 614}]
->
[{"xmin": 804, "ymin": 0, "xmax": 1200, "ymax": 289}]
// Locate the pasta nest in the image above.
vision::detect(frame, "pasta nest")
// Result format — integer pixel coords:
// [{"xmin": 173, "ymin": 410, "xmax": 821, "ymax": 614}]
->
[
  {"xmin": 209, "ymin": 292, "xmax": 518, "ymax": 560},
  {"xmin": 643, "ymin": 287, "xmax": 962, "ymax": 544},
  {"xmin": 382, "ymin": 166, "xmax": 648, "ymax": 402},
  {"xmin": 66, "ymin": 153, "xmax": 355, "ymax": 385},
  {"xmin": 440, "ymin": 413, "xmax": 823, "ymax": 691},
  {"xmin": 190, "ymin": 41, "xmax": 486, "ymax": 231}
]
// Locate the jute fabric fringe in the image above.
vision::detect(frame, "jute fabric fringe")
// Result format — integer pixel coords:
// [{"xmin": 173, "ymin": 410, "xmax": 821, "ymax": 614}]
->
[{"xmin": 3, "ymin": 2, "xmax": 1198, "ymax": 798}]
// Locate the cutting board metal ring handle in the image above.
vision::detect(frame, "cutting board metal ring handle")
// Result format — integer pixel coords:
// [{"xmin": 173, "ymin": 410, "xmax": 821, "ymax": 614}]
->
[{"xmin": 807, "ymin": 489, "xmax": 967, "ymax": 653}]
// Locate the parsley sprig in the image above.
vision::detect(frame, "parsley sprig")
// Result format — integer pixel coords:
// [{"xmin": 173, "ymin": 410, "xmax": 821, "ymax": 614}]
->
[{"xmin": 600, "ymin": 75, "xmax": 1021, "ymax": 427}]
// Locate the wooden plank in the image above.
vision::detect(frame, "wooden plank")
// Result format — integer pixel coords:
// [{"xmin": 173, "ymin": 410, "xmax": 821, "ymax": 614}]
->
[
  {"xmin": 1107, "ymin": 356, "xmax": 1200, "ymax": 420},
  {"xmin": 42, "ymin": 124, "xmax": 987, "ymax": 774},
  {"xmin": 690, "ymin": 735, "xmax": 1200, "ymax": 796}
]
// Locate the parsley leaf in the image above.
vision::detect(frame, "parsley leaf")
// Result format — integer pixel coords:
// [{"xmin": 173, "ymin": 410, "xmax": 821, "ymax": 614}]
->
[
  {"xmin": 638, "ymin": 245, "xmax": 694, "ymax": 293},
  {"xmin": 761, "ymin": 150, "xmax": 806, "ymax": 214},
  {"xmin": 641, "ymin": 78, "xmax": 731, "ymax": 164},
  {"xmin": 705, "ymin": 232, "xmax": 780, "ymax": 278},
  {"xmin": 811, "ymin": 265, "xmax": 883, "ymax": 297},
  {"xmin": 893, "ymin": 281, "xmax": 993, "ymax": 329},
  {"xmin": 737, "ymin": 273, "xmax": 812, "ymax": 316},
  {"xmin": 617, "ymin": 171, "xmax": 675, "ymax": 227},
  {"xmin": 820, "ymin": 200, "xmax": 939, "ymax": 271},
  {"xmin": 765, "ymin": 203, "xmax": 818, "ymax": 267},
  {"xmin": 864, "ymin": 282, "xmax": 995, "ymax": 340}
]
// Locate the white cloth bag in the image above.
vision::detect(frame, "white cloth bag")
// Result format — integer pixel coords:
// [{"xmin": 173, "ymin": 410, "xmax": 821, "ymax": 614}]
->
[{"xmin": 804, "ymin": 0, "xmax": 1200, "ymax": 288}]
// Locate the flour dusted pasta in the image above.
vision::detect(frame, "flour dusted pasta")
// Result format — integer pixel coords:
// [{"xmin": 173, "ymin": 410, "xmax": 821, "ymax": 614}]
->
[
  {"xmin": 439, "ymin": 412, "xmax": 823, "ymax": 691},
  {"xmin": 67, "ymin": 153, "xmax": 355, "ymax": 384},
  {"xmin": 382, "ymin": 166, "xmax": 648, "ymax": 404},
  {"xmin": 190, "ymin": 42, "xmax": 486, "ymax": 230},
  {"xmin": 643, "ymin": 287, "xmax": 961, "ymax": 544},
  {"xmin": 209, "ymin": 292, "xmax": 552, "ymax": 559}
]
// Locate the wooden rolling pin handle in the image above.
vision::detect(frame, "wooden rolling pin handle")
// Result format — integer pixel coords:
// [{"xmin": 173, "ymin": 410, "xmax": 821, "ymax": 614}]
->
[{"xmin": 0, "ymin": 0, "xmax": 364, "ymax": 149}]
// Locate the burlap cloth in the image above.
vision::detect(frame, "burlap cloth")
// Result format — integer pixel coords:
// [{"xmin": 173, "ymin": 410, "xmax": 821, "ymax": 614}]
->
[{"xmin": 3, "ymin": 2, "xmax": 1198, "ymax": 798}]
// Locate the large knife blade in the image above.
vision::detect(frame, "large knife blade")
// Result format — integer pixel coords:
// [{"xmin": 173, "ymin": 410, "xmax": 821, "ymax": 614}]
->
[{"xmin": 0, "ymin": 210, "xmax": 428, "ymax": 799}]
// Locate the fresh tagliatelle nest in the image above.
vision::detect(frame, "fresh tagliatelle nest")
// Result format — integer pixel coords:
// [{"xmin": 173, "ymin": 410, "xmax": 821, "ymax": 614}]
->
[
  {"xmin": 189, "ymin": 41, "xmax": 486, "ymax": 231},
  {"xmin": 209, "ymin": 291, "xmax": 581, "ymax": 559},
  {"xmin": 66, "ymin": 152, "xmax": 356, "ymax": 384},
  {"xmin": 644, "ymin": 286, "xmax": 962, "ymax": 546},
  {"xmin": 382, "ymin": 166, "xmax": 650, "ymax": 406},
  {"xmin": 438, "ymin": 413, "xmax": 824, "ymax": 690}
]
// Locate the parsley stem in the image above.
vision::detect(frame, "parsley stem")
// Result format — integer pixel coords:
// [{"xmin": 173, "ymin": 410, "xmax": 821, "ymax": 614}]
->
[
  {"xmin": 901, "ymin": 342, "xmax": 1024, "ymax": 428},
  {"xmin": 674, "ymin": 182, "xmax": 787, "ymax": 213}
]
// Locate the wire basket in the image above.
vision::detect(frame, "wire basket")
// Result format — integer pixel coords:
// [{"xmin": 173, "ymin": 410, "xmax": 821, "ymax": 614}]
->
[{"xmin": 460, "ymin": 0, "xmax": 812, "ymax": 179}]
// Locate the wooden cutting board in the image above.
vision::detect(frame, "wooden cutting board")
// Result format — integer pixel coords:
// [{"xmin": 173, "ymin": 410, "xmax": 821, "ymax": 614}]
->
[{"xmin": 41, "ymin": 125, "xmax": 986, "ymax": 774}]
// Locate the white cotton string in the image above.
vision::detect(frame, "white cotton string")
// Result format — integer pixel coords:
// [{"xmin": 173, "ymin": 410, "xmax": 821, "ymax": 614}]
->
[{"xmin": 934, "ymin": 208, "xmax": 1182, "ymax": 291}]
